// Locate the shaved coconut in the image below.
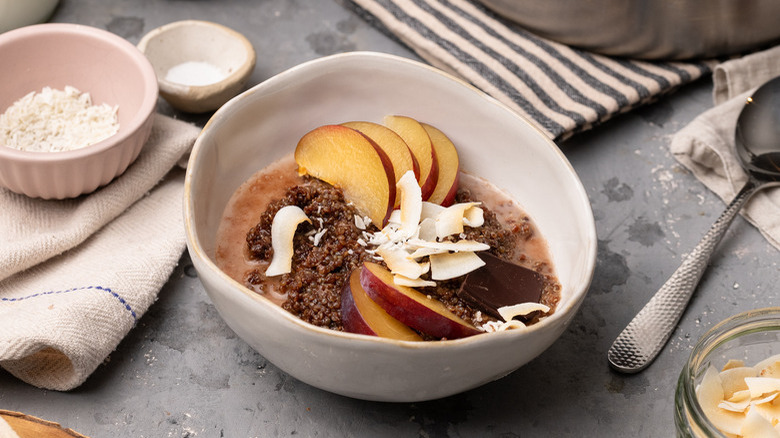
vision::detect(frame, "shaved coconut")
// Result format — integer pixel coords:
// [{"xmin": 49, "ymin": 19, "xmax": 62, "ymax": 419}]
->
[
  {"xmin": 354, "ymin": 215, "xmax": 367, "ymax": 230},
  {"xmin": 394, "ymin": 274, "xmax": 436, "ymax": 288},
  {"xmin": 760, "ymin": 362, "xmax": 780, "ymax": 378},
  {"xmin": 730, "ymin": 390, "xmax": 753, "ymax": 403},
  {"xmin": 435, "ymin": 202, "xmax": 481, "ymax": 239},
  {"xmin": 746, "ymin": 377, "xmax": 780, "ymax": 398},
  {"xmin": 755, "ymin": 355, "xmax": 780, "ymax": 373},
  {"xmin": 420, "ymin": 201, "xmax": 445, "ymax": 221},
  {"xmin": 463, "ymin": 206, "xmax": 484, "ymax": 227},
  {"xmin": 751, "ymin": 392, "xmax": 779, "ymax": 406},
  {"xmin": 498, "ymin": 303, "xmax": 551, "ymax": 322},
  {"xmin": 312, "ymin": 228, "xmax": 327, "ymax": 246},
  {"xmin": 406, "ymin": 238, "xmax": 490, "ymax": 259},
  {"xmin": 721, "ymin": 367, "xmax": 757, "ymax": 399},
  {"xmin": 695, "ymin": 356, "xmax": 780, "ymax": 436},
  {"xmin": 719, "ymin": 398, "xmax": 750, "ymax": 413},
  {"xmin": 265, "ymin": 206, "xmax": 311, "ymax": 277},
  {"xmin": 387, "ymin": 209, "xmax": 402, "ymax": 225},
  {"xmin": 430, "ymin": 251, "xmax": 485, "ymax": 280},
  {"xmin": 741, "ymin": 409, "xmax": 780, "ymax": 438},
  {"xmin": 376, "ymin": 246, "xmax": 429, "ymax": 279},
  {"xmin": 697, "ymin": 365, "xmax": 744, "ymax": 436},
  {"xmin": 417, "ymin": 218, "xmax": 437, "ymax": 242},
  {"xmin": 724, "ymin": 359, "xmax": 747, "ymax": 371},
  {"xmin": 482, "ymin": 319, "xmax": 527, "ymax": 333},
  {"xmin": 396, "ymin": 171, "xmax": 422, "ymax": 238},
  {"xmin": 751, "ymin": 398, "xmax": 780, "ymax": 427}
]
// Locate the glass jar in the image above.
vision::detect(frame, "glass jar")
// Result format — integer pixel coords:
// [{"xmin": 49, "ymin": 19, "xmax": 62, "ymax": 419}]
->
[{"xmin": 675, "ymin": 307, "xmax": 780, "ymax": 437}]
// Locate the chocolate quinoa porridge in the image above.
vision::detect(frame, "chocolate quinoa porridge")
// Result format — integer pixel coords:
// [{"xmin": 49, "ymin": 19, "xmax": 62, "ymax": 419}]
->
[{"xmin": 215, "ymin": 155, "xmax": 561, "ymax": 338}]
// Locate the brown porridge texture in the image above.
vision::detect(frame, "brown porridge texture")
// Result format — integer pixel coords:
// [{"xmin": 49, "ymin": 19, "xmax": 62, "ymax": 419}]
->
[{"xmin": 243, "ymin": 177, "xmax": 561, "ymax": 335}]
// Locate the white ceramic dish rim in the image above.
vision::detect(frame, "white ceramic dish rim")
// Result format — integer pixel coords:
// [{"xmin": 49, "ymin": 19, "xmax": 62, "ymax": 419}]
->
[
  {"xmin": 137, "ymin": 20, "xmax": 256, "ymax": 94},
  {"xmin": 0, "ymin": 23, "xmax": 158, "ymax": 163},
  {"xmin": 184, "ymin": 51, "xmax": 597, "ymax": 350}
]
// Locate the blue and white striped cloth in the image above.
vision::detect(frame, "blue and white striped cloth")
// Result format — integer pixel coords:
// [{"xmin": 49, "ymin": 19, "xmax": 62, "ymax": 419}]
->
[{"xmin": 346, "ymin": 0, "xmax": 714, "ymax": 139}]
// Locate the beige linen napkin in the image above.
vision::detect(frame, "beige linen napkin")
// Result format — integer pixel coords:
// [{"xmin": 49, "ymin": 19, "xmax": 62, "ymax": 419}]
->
[
  {"xmin": 0, "ymin": 114, "xmax": 200, "ymax": 391},
  {"xmin": 670, "ymin": 46, "xmax": 780, "ymax": 250}
]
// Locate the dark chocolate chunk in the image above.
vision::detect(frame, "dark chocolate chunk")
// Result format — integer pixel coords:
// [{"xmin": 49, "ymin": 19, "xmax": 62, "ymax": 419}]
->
[{"xmin": 457, "ymin": 252, "xmax": 545, "ymax": 320}]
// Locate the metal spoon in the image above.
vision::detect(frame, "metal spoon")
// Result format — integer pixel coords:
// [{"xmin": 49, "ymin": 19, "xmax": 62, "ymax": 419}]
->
[{"xmin": 607, "ymin": 75, "xmax": 780, "ymax": 373}]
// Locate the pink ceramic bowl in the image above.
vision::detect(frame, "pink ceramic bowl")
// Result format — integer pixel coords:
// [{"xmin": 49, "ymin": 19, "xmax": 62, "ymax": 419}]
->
[{"xmin": 0, "ymin": 23, "xmax": 158, "ymax": 199}]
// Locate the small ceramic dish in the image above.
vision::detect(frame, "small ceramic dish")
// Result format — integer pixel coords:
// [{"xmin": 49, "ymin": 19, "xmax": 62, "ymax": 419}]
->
[
  {"xmin": 137, "ymin": 20, "xmax": 256, "ymax": 114},
  {"xmin": 0, "ymin": 23, "xmax": 158, "ymax": 199},
  {"xmin": 185, "ymin": 52, "xmax": 597, "ymax": 402}
]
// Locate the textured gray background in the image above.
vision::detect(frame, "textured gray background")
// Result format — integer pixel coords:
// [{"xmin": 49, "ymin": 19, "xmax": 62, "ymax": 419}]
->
[{"xmin": 2, "ymin": 1, "xmax": 779, "ymax": 437}]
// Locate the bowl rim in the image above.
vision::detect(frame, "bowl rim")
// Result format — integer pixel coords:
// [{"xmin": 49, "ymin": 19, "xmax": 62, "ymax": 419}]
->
[
  {"xmin": 136, "ymin": 19, "xmax": 257, "ymax": 95},
  {"xmin": 184, "ymin": 50, "xmax": 597, "ymax": 348},
  {"xmin": 0, "ymin": 23, "xmax": 158, "ymax": 163}
]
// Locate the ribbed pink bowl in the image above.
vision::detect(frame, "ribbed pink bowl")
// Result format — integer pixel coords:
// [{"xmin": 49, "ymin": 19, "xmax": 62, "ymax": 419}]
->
[{"xmin": 0, "ymin": 23, "xmax": 158, "ymax": 199}]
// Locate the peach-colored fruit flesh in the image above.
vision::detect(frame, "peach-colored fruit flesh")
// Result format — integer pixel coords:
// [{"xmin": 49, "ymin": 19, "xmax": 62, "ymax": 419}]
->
[
  {"xmin": 422, "ymin": 123, "xmax": 460, "ymax": 207},
  {"xmin": 360, "ymin": 262, "xmax": 480, "ymax": 339},
  {"xmin": 384, "ymin": 115, "xmax": 438, "ymax": 200},
  {"xmin": 342, "ymin": 121, "xmax": 420, "ymax": 185},
  {"xmin": 295, "ymin": 124, "xmax": 396, "ymax": 226},
  {"xmin": 342, "ymin": 269, "xmax": 423, "ymax": 341}
]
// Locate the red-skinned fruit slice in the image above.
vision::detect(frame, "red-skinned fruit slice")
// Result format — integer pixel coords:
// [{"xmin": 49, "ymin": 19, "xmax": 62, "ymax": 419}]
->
[
  {"xmin": 384, "ymin": 115, "xmax": 439, "ymax": 200},
  {"xmin": 341, "ymin": 121, "xmax": 420, "ymax": 185},
  {"xmin": 359, "ymin": 262, "xmax": 481, "ymax": 339},
  {"xmin": 342, "ymin": 269, "xmax": 423, "ymax": 341},
  {"xmin": 295, "ymin": 124, "xmax": 396, "ymax": 226},
  {"xmin": 422, "ymin": 123, "xmax": 460, "ymax": 207}
]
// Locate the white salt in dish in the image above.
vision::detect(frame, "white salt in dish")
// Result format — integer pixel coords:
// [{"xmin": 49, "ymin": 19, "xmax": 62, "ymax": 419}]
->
[
  {"xmin": 165, "ymin": 61, "xmax": 227, "ymax": 87},
  {"xmin": 137, "ymin": 20, "xmax": 256, "ymax": 113}
]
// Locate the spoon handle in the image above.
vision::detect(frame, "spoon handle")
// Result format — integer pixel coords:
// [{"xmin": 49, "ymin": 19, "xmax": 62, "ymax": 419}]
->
[{"xmin": 607, "ymin": 179, "xmax": 759, "ymax": 373}]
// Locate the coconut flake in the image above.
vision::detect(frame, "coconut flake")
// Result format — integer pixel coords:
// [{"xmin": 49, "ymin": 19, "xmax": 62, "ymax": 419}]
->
[
  {"xmin": 746, "ymin": 377, "xmax": 780, "ymax": 398},
  {"xmin": 463, "ymin": 206, "xmax": 484, "ymax": 227},
  {"xmin": 406, "ymin": 238, "xmax": 490, "ymax": 258},
  {"xmin": 435, "ymin": 202, "xmax": 481, "ymax": 239},
  {"xmin": 417, "ymin": 218, "xmax": 437, "ymax": 242},
  {"xmin": 429, "ymin": 251, "xmax": 485, "ymax": 280},
  {"xmin": 396, "ymin": 170, "xmax": 422, "ymax": 238},
  {"xmin": 265, "ymin": 206, "xmax": 311, "ymax": 277},
  {"xmin": 420, "ymin": 201, "xmax": 445, "ymax": 221},
  {"xmin": 697, "ymin": 365, "xmax": 744, "ymax": 436},
  {"xmin": 376, "ymin": 246, "xmax": 429, "ymax": 279},
  {"xmin": 481, "ymin": 319, "xmax": 528, "ymax": 333},
  {"xmin": 497, "ymin": 303, "xmax": 551, "ymax": 322},
  {"xmin": 394, "ymin": 274, "xmax": 436, "ymax": 288},
  {"xmin": 387, "ymin": 209, "xmax": 402, "ymax": 226},
  {"xmin": 312, "ymin": 228, "xmax": 327, "ymax": 246},
  {"xmin": 741, "ymin": 408, "xmax": 780, "ymax": 438},
  {"xmin": 354, "ymin": 215, "xmax": 367, "ymax": 230},
  {"xmin": 720, "ymin": 366, "xmax": 757, "ymax": 400},
  {"xmin": 718, "ymin": 398, "xmax": 751, "ymax": 413}
]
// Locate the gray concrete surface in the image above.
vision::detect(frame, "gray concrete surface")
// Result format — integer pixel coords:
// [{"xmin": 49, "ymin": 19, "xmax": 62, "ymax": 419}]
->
[{"xmin": 2, "ymin": 1, "xmax": 779, "ymax": 437}]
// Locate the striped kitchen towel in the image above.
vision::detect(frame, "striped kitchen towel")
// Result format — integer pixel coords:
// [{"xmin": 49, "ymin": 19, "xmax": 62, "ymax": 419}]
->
[
  {"xmin": 0, "ymin": 114, "xmax": 200, "ymax": 391},
  {"xmin": 345, "ymin": 0, "xmax": 714, "ymax": 140}
]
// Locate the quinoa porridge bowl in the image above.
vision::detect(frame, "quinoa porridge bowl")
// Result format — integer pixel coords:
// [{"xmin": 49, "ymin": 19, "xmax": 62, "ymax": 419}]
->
[{"xmin": 184, "ymin": 52, "xmax": 597, "ymax": 401}]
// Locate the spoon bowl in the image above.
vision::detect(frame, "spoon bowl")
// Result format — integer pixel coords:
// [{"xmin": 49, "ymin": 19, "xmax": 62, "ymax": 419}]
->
[
  {"xmin": 608, "ymin": 75, "xmax": 780, "ymax": 373},
  {"xmin": 736, "ymin": 77, "xmax": 780, "ymax": 182}
]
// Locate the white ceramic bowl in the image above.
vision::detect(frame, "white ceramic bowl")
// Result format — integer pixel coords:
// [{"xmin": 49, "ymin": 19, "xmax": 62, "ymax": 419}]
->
[
  {"xmin": 137, "ymin": 20, "xmax": 256, "ymax": 114},
  {"xmin": 184, "ymin": 52, "xmax": 597, "ymax": 402},
  {"xmin": 0, "ymin": 23, "xmax": 158, "ymax": 199}
]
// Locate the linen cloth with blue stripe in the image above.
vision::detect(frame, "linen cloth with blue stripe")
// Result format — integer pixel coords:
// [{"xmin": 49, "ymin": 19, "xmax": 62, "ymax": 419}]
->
[{"xmin": 0, "ymin": 115, "xmax": 199, "ymax": 391}]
